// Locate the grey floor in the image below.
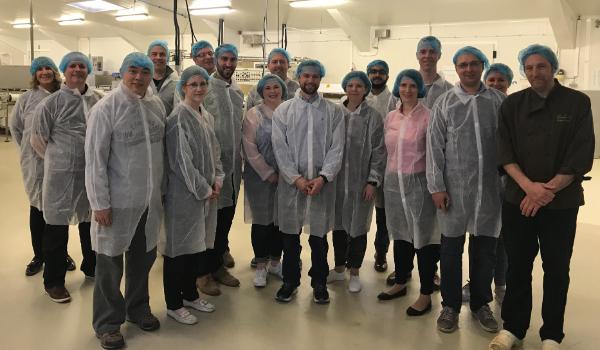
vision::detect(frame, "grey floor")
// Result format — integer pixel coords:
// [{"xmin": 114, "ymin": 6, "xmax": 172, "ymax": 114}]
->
[{"xmin": 1, "ymin": 140, "xmax": 599, "ymax": 350}]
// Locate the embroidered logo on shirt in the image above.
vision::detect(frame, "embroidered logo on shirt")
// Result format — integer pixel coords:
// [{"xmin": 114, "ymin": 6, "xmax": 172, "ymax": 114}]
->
[{"xmin": 556, "ymin": 114, "xmax": 572, "ymax": 123}]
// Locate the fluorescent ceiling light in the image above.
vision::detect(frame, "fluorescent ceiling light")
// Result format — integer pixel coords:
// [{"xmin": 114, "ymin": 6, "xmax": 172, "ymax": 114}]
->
[
  {"xmin": 289, "ymin": 0, "xmax": 346, "ymax": 8},
  {"xmin": 189, "ymin": 7, "xmax": 233, "ymax": 15},
  {"xmin": 58, "ymin": 14, "xmax": 85, "ymax": 26},
  {"xmin": 67, "ymin": 0, "xmax": 125, "ymax": 13},
  {"xmin": 190, "ymin": 0, "xmax": 233, "ymax": 15},
  {"xmin": 115, "ymin": 5, "xmax": 149, "ymax": 21},
  {"xmin": 12, "ymin": 20, "xmax": 34, "ymax": 29}
]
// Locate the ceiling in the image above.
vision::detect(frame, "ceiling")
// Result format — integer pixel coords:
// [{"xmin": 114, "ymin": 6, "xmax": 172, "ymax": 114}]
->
[{"xmin": 0, "ymin": 0, "xmax": 598, "ymax": 40}]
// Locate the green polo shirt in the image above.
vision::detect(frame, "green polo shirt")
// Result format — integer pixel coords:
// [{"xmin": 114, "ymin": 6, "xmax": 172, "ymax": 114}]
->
[{"xmin": 497, "ymin": 80, "xmax": 595, "ymax": 209}]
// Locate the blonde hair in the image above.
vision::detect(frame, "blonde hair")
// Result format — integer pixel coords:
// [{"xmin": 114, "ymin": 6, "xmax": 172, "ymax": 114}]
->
[{"xmin": 30, "ymin": 67, "xmax": 62, "ymax": 92}]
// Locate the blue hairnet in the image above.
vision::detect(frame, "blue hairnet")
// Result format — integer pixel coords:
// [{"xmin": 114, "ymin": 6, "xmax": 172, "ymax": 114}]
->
[
  {"xmin": 147, "ymin": 40, "xmax": 170, "ymax": 59},
  {"xmin": 176, "ymin": 65, "xmax": 211, "ymax": 98},
  {"xmin": 215, "ymin": 43, "xmax": 238, "ymax": 59},
  {"xmin": 59, "ymin": 52, "xmax": 92, "ymax": 74},
  {"xmin": 392, "ymin": 69, "xmax": 426, "ymax": 99},
  {"xmin": 119, "ymin": 52, "xmax": 154, "ymax": 77},
  {"xmin": 484, "ymin": 63, "xmax": 514, "ymax": 85},
  {"xmin": 30, "ymin": 56, "xmax": 58, "ymax": 75},
  {"xmin": 295, "ymin": 59, "xmax": 326, "ymax": 79},
  {"xmin": 366, "ymin": 60, "xmax": 389, "ymax": 75},
  {"xmin": 257, "ymin": 74, "xmax": 287, "ymax": 100},
  {"xmin": 518, "ymin": 44, "xmax": 559, "ymax": 74},
  {"xmin": 452, "ymin": 46, "xmax": 490, "ymax": 70},
  {"xmin": 416, "ymin": 36, "xmax": 442, "ymax": 55},
  {"xmin": 268, "ymin": 48, "xmax": 291, "ymax": 66},
  {"xmin": 341, "ymin": 71, "xmax": 372, "ymax": 96},
  {"xmin": 191, "ymin": 40, "xmax": 214, "ymax": 57}
]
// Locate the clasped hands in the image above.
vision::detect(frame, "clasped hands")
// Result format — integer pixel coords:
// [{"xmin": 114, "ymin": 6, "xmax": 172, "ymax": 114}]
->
[
  {"xmin": 294, "ymin": 176, "xmax": 325, "ymax": 196},
  {"xmin": 520, "ymin": 181, "xmax": 556, "ymax": 217}
]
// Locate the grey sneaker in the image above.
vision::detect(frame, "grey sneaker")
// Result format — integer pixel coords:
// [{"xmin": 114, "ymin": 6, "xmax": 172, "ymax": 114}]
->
[
  {"xmin": 437, "ymin": 306, "xmax": 459, "ymax": 333},
  {"xmin": 472, "ymin": 304, "xmax": 499, "ymax": 332}
]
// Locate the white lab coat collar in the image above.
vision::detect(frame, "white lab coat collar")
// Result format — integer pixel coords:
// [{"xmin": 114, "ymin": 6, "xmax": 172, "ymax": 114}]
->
[
  {"xmin": 119, "ymin": 81, "xmax": 156, "ymax": 101},
  {"xmin": 294, "ymin": 89, "xmax": 323, "ymax": 107},
  {"xmin": 453, "ymin": 82, "xmax": 490, "ymax": 104},
  {"xmin": 61, "ymin": 82, "xmax": 95, "ymax": 97}
]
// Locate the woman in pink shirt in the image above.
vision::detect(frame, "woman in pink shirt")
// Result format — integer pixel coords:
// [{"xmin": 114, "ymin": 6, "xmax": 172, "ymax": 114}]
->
[{"xmin": 377, "ymin": 69, "xmax": 440, "ymax": 317}]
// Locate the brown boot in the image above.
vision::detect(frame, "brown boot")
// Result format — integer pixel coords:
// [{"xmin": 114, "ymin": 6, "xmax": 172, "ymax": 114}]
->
[
  {"xmin": 213, "ymin": 266, "xmax": 240, "ymax": 287},
  {"xmin": 223, "ymin": 251, "xmax": 235, "ymax": 268},
  {"xmin": 197, "ymin": 274, "xmax": 221, "ymax": 296}
]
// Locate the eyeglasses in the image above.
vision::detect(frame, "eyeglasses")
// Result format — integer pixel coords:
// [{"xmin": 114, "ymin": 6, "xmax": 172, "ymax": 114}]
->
[
  {"xmin": 368, "ymin": 69, "xmax": 387, "ymax": 75},
  {"xmin": 456, "ymin": 61, "xmax": 483, "ymax": 70},
  {"xmin": 194, "ymin": 51, "xmax": 214, "ymax": 58},
  {"xmin": 186, "ymin": 82, "xmax": 208, "ymax": 89}
]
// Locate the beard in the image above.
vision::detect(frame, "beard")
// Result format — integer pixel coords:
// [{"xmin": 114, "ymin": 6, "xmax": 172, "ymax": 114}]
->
[
  {"xmin": 217, "ymin": 65, "xmax": 234, "ymax": 80},
  {"xmin": 300, "ymin": 83, "xmax": 318, "ymax": 95}
]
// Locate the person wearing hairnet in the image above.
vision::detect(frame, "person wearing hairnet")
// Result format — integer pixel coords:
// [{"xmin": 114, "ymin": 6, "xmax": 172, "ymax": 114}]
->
[
  {"xmin": 272, "ymin": 60, "xmax": 345, "ymax": 304},
  {"xmin": 242, "ymin": 74, "xmax": 287, "ymax": 287},
  {"xmin": 384, "ymin": 36, "xmax": 452, "ymax": 287},
  {"xmin": 327, "ymin": 71, "xmax": 385, "ymax": 293},
  {"xmin": 200, "ymin": 43, "xmax": 244, "ymax": 294},
  {"xmin": 148, "ymin": 40, "xmax": 179, "ymax": 115},
  {"xmin": 427, "ymin": 46, "xmax": 505, "ymax": 333},
  {"xmin": 29, "ymin": 52, "xmax": 102, "ymax": 303},
  {"xmin": 191, "ymin": 40, "xmax": 216, "ymax": 75},
  {"xmin": 376, "ymin": 69, "xmax": 440, "ymax": 317},
  {"xmin": 10, "ymin": 57, "xmax": 79, "ymax": 276},
  {"xmin": 160, "ymin": 65, "xmax": 222, "ymax": 325},
  {"xmin": 86, "ymin": 52, "xmax": 165, "ymax": 349},
  {"xmin": 463, "ymin": 62, "xmax": 514, "ymax": 305},
  {"xmin": 489, "ymin": 45, "xmax": 595, "ymax": 350},
  {"xmin": 245, "ymin": 48, "xmax": 300, "ymax": 113},
  {"xmin": 365, "ymin": 59, "xmax": 395, "ymax": 274}
]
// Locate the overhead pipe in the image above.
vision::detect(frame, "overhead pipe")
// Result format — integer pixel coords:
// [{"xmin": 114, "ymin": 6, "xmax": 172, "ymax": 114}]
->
[
  {"xmin": 29, "ymin": 0, "xmax": 34, "ymax": 61},
  {"xmin": 218, "ymin": 19, "xmax": 225, "ymax": 46}
]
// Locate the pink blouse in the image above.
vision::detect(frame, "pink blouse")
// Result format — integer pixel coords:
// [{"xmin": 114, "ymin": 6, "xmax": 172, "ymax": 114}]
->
[{"xmin": 384, "ymin": 102, "xmax": 430, "ymax": 174}]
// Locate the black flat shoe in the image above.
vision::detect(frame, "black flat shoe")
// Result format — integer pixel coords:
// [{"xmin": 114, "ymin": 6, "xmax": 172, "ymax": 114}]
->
[
  {"xmin": 406, "ymin": 302, "xmax": 432, "ymax": 316},
  {"xmin": 25, "ymin": 257, "xmax": 43, "ymax": 276},
  {"xmin": 66, "ymin": 255, "xmax": 76, "ymax": 271},
  {"xmin": 374, "ymin": 253, "xmax": 388, "ymax": 272},
  {"xmin": 377, "ymin": 287, "xmax": 407, "ymax": 301}
]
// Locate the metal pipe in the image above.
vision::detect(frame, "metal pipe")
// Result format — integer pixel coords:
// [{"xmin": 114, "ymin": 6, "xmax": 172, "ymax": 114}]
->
[
  {"xmin": 29, "ymin": 0, "xmax": 34, "ymax": 61},
  {"xmin": 218, "ymin": 19, "xmax": 224, "ymax": 46}
]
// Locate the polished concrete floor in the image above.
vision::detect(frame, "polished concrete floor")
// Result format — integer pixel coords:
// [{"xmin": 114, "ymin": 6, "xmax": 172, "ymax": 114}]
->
[{"xmin": 1, "ymin": 140, "xmax": 599, "ymax": 350}]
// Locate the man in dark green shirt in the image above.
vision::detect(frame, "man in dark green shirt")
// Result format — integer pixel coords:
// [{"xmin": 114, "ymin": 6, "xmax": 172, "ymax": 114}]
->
[{"xmin": 490, "ymin": 44, "xmax": 595, "ymax": 350}]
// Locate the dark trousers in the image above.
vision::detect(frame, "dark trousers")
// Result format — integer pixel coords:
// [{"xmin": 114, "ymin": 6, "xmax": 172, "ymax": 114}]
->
[
  {"xmin": 251, "ymin": 224, "xmax": 283, "ymax": 263},
  {"xmin": 332, "ymin": 230, "xmax": 367, "ymax": 269},
  {"xmin": 440, "ymin": 234, "xmax": 497, "ymax": 313},
  {"xmin": 467, "ymin": 232, "xmax": 508, "ymax": 286},
  {"xmin": 393, "ymin": 240, "xmax": 440, "ymax": 295},
  {"xmin": 374, "ymin": 207, "xmax": 390, "ymax": 256},
  {"xmin": 163, "ymin": 253, "xmax": 201, "ymax": 310},
  {"xmin": 30, "ymin": 206, "xmax": 45, "ymax": 260},
  {"xmin": 206, "ymin": 205, "xmax": 236, "ymax": 273},
  {"xmin": 501, "ymin": 202, "xmax": 578, "ymax": 343},
  {"xmin": 197, "ymin": 250, "xmax": 211, "ymax": 277},
  {"xmin": 42, "ymin": 222, "xmax": 95, "ymax": 288},
  {"xmin": 282, "ymin": 233, "xmax": 329, "ymax": 287},
  {"xmin": 93, "ymin": 210, "xmax": 157, "ymax": 334}
]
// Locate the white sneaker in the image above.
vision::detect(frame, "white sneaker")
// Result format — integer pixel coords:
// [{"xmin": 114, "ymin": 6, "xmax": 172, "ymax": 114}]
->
[
  {"xmin": 326, "ymin": 269, "xmax": 345, "ymax": 283},
  {"xmin": 267, "ymin": 263, "xmax": 283, "ymax": 279},
  {"xmin": 541, "ymin": 340, "xmax": 560, "ymax": 350},
  {"xmin": 488, "ymin": 330, "xmax": 522, "ymax": 350},
  {"xmin": 183, "ymin": 298, "xmax": 215, "ymax": 313},
  {"xmin": 348, "ymin": 275, "xmax": 362, "ymax": 293},
  {"xmin": 254, "ymin": 268, "xmax": 268, "ymax": 287},
  {"xmin": 167, "ymin": 307, "xmax": 197, "ymax": 325}
]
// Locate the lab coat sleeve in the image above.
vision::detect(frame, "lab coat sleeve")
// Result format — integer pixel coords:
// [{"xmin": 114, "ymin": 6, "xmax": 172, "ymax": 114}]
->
[
  {"xmin": 272, "ymin": 105, "xmax": 301, "ymax": 185},
  {"xmin": 367, "ymin": 110, "xmax": 387, "ymax": 186},
  {"xmin": 9, "ymin": 95, "xmax": 26, "ymax": 146},
  {"xmin": 85, "ymin": 104, "xmax": 112, "ymax": 211},
  {"xmin": 426, "ymin": 102, "xmax": 448, "ymax": 193},
  {"xmin": 319, "ymin": 105, "xmax": 345, "ymax": 182},
  {"xmin": 167, "ymin": 117, "xmax": 213, "ymax": 201},
  {"xmin": 242, "ymin": 108, "xmax": 276, "ymax": 180},
  {"xmin": 29, "ymin": 100, "xmax": 53, "ymax": 158}
]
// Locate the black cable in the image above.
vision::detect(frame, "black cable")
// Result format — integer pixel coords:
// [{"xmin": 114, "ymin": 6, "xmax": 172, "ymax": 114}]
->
[
  {"xmin": 184, "ymin": 0, "xmax": 197, "ymax": 43},
  {"xmin": 173, "ymin": 0, "xmax": 180, "ymax": 66}
]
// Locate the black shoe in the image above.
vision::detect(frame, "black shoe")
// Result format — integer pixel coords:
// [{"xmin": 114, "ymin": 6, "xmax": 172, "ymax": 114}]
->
[
  {"xmin": 377, "ymin": 287, "xmax": 407, "ymax": 301},
  {"xmin": 25, "ymin": 257, "xmax": 43, "ymax": 276},
  {"xmin": 96, "ymin": 330, "xmax": 125, "ymax": 349},
  {"xmin": 386, "ymin": 271, "xmax": 411, "ymax": 286},
  {"xmin": 66, "ymin": 255, "xmax": 76, "ymax": 271},
  {"xmin": 313, "ymin": 284, "xmax": 330, "ymax": 304},
  {"xmin": 275, "ymin": 283, "xmax": 298, "ymax": 303},
  {"xmin": 250, "ymin": 257, "xmax": 257, "ymax": 268},
  {"xmin": 128, "ymin": 313, "xmax": 160, "ymax": 332},
  {"xmin": 374, "ymin": 253, "xmax": 388, "ymax": 272},
  {"xmin": 406, "ymin": 302, "xmax": 432, "ymax": 316}
]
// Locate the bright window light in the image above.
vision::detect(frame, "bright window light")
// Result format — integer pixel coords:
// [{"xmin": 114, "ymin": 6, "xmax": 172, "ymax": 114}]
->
[
  {"xmin": 289, "ymin": 0, "xmax": 346, "ymax": 8},
  {"xmin": 191, "ymin": 0, "xmax": 232, "ymax": 8},
  {"xmin": 115, "ymin": 5, "xmax": 149, "ymax": 21},
  {"xmin": 58, "ymin": 14, "xmax": 86, "ymax": 26},
  {"xmin": 12, "ymin": 19, "xmax": 34, "ymax": 29},
  {"xmin": 189, "ymin": 7, "xmax": 233, "ymax": 15},
  {"xmin": 67, "ymin": 0, "xmax": 125, "ymax": 13}
]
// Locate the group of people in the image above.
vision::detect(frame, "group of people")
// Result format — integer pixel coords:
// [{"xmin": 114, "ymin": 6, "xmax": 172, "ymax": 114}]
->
[{"xmin": 9, "ymin": 34, "xmax": 594, "ymax": 350}]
